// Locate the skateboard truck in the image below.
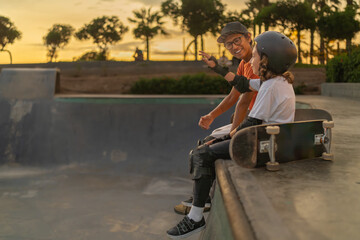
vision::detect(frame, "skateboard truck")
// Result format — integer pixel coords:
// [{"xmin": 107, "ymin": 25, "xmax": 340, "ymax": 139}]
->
[
  {"xmin": 314, "ymin": 120, "xmax": 334, "ymax": 161},
  {"xmin": 260, "ymin": 126, "xmax": 280, "ymax": 171}
]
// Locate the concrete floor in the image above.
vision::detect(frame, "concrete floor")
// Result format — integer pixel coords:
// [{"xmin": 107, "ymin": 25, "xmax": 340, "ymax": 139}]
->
[
  {"xmin": 0, "ymin": 95, "xmax": 359, "ymax": 240},
  {"xmin": 0, "ymin": 162, "xmax": 206, "ymax": 240}
]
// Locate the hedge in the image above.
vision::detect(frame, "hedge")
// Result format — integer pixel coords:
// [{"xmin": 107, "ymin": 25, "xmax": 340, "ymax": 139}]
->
[
  {"xmin": 130, "ymin": 73, "xmax": 232, "ymax": 94},
  {"xmin": 326, "ymin": 47, "xmax": 360, "ymax": 83}
]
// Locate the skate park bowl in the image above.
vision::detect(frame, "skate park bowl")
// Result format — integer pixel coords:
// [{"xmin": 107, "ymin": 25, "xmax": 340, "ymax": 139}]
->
[{"xmin": 3, "ymin": 68, "xmax": 359, "ymax": 240}]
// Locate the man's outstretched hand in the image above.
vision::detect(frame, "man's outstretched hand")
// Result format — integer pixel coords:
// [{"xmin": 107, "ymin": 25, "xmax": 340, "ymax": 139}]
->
[
  {"xmin": 199, "ymin": 114, "xmax": 214, "ymax": 130},
  {"xmin": 199, "ymin": 51, "xmax": 216, "ymax": 68}
]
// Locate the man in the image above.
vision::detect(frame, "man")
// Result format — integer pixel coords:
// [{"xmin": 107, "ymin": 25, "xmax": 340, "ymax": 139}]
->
[
  {"xmin": 199, "ymin": 21, "xmax": 258, "ymax": 134},
  {"xmin": 170, "ymin": 21, "xmax": 258, "ymax": 235}
]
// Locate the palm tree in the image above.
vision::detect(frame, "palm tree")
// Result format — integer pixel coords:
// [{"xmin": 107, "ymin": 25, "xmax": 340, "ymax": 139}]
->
[{"xmin": 128, "ymin": 8, "xmax": 168, "ymax": 61}]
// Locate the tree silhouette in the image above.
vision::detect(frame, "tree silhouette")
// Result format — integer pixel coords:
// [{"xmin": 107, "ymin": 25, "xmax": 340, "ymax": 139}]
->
[
  {"xmin": 308, "ymin": 0, "xmax": 340, "ymax": 64},
  {"xmin": 0, "ymin": 16, "xmax": 21, "ymax": 64},
  {"xmin": 257, "ymin": 1, "xmax": 316, "ymax": 63},
  {"xmin": 128, "ymin": 7, "xmax": 168, "ymax": 61},
  {"xmin": 75, "ymin": 16, "xmax": 128, "ymax": 60},
  {"xmin": 286, "ymin": 1, "xmax": 316, "ymax": 63},
  {"xmin": 161, "ymin": 0, "xmax": 224, "ymax": 61},
  {"xmin": 43, "ymin": 24, "xmax": 74, "ymax": 62},
  {"xmin": 242, "ymin": 0, "xmax": 270, "ymax": 36},
  {"xmin": 318, "ymin": 6, "xmax": 360, "ymax": 56}
]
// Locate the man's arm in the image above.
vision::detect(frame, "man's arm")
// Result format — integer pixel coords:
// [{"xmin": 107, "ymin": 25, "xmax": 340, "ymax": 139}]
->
[
  {"xmin": 230, "ymin": 91, "xmax": 254, "ymax": 131},
  {"xmin": 199, "ymin": 87, "xmax": 240, "ymax": 129},
  {"xmin": 200, "ymin": 54, "xmax": 254, "ymax": 93}
]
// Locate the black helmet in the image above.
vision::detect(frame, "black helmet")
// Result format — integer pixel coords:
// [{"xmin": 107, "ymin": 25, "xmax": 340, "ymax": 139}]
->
[
  {"xmin": 255, "ymin": 31, "xmax": 297, "ymax": 74},
  {"xmin": 217, "ymin": 22, "xmax": 249, "ymax": 43}
]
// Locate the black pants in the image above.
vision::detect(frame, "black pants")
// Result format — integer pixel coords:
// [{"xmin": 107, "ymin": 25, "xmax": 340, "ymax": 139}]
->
[
  {"xmin": 192, "ymin": 139, "xmax": 231, "ymax": 207},
  {"xmin": 191, "ymin": 117, "xmax": 262, "ymax": 208}
]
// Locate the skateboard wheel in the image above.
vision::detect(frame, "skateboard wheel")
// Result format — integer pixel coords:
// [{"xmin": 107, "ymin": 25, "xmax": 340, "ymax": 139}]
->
[
  {"xmin": 266, "ymin": 126, "xmax": 280, "ymax": 135},
  {"xmin": 322, "ymin": 152, "xmax": 334, "ymax": 161},
  {"xmin": 266, "ymin": 161, "xmax": 280, "ymax": 171},
  {"xmin": 322, "ymin": 121, "xmax": 334, "ymax": 128}
]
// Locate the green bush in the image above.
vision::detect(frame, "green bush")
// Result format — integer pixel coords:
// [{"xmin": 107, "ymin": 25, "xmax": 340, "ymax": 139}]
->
[
  {"xmin": 75, "ymin": 50, "xmax": 108, "ymax": 61},
  {"xmin": 130, "ymin": 73, "xmax": 232, "ymax": 94},
  {"xmin": 293, "ymin": 82, "xmax": 306, "ymax": 95},
  {"xmin": 326, "ymin": 47, "xmax": 360, "ymax": 83},
  {"xmin": 344, "ymin": 48, "xmax": 360, "ymax": 83}
]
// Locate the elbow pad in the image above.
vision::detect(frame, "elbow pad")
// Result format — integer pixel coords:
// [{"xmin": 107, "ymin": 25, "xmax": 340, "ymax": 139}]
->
[
  {"xmin": 229, "ymin": 75, "xmax": 252, "ymax": 93},
  {"xmin": 236, "ymin": 117, "xmax": 263, "ymax": 132}
]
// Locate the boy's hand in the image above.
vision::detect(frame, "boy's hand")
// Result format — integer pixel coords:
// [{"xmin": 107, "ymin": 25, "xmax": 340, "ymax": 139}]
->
[
  {"xmin": 199, "ymin": 51, "xmax": 216, "ymax": 68},
  {"xmin": 205, "ymin": 139, "xmax": 216, "ymax": 145},
  {"xmin": 199, "ymin": 114, "xmax": 214, "ymax": 130},
  {"xmin": 230, "ymin": 128, "xmax": 237, "ymax": 138},
  {"xmin": 206, "ymin": 134, "xmax": 231, "ymax": 145}
]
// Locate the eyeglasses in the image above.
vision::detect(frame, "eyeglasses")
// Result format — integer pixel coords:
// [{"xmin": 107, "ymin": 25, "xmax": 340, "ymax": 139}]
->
[{"xmin": 224, "ymin": 36, "xmax": 243, "ymax": 50}]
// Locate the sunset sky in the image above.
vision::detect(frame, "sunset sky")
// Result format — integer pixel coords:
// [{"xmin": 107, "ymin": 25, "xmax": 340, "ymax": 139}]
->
[{"xmin": 0, "ymin": 0, "xmax": 358, "ymax": 64}]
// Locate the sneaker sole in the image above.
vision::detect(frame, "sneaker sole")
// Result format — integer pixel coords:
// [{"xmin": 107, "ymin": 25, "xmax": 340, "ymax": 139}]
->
[
  {"xmin": 180, "ymin": 201, "xmax": 192, "ymax": 207},
  {"xmin": 181, "ymin": 202, "xmax": 211, "ymax": 208},
  {"xmin": 167, "ymin": 225, "xmax": 206, "ymax": 239}
]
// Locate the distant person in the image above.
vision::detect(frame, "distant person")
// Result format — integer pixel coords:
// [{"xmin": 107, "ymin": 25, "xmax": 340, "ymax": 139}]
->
[
  {"xmin": 218, "ymin": 50, "xmax": 231, "ymax": 68},
  {"xmin": 133, "ymin": 47, "xmax": 143, "ymax": 61}
]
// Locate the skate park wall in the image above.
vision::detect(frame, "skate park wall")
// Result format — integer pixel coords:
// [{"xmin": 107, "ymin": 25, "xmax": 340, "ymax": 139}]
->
[
  {"xmin": 322, "ymin": 83, "xmax": 360, "ymax": 100},
  {"xmin": 0, "ymin": 68, "xmax": 234, "ymax": 177}
]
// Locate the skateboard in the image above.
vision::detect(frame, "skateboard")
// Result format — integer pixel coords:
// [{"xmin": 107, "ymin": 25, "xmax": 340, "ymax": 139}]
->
[
  {"xmin": 230, "ymin": 110, "xmax": 334, "ymax": 171},
  {"xmin": 294, "ymin": 108, "xmax": 332, "ymax": 121}
]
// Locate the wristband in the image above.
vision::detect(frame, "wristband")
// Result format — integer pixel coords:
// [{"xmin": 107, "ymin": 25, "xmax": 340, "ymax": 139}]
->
[{"xmin": 208, "ymin": 56, "xmax": 230, "ymax": 77}]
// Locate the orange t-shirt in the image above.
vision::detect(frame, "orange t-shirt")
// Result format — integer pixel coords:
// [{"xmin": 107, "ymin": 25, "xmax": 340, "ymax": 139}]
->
[{"xmin": 236, "ymin": 60, "xmax": 258, "ymax": 110}]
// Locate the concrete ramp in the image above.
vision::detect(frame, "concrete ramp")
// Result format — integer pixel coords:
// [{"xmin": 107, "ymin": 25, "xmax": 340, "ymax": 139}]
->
[{"xmin": 0, "ymin": 68, "xmax": 238, "ymax": 240}]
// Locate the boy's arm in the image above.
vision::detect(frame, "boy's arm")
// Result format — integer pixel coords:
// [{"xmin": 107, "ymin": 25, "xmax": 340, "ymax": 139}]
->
[{"xmin": 230, "ymin": 91, "xmax": 254, "ymax": 131}]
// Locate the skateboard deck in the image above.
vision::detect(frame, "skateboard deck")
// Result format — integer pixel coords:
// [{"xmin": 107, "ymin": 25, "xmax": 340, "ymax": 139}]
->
[
  {"xmin": 294, "ymin": 109, "xmax": 332, "ymax": 121},
  {"xmin": 230, "ymin": 119, "xmax": 333, "ymax": 169}
]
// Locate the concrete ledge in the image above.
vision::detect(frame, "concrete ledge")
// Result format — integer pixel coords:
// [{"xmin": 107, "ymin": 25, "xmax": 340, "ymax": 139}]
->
[
  {"xmin": 322, "ymin": 83, "xmax": 360, "ymax": 99},
  {"xmin": 211, "ymin": 160, "xmax": 255, "ymax": 240},
  {"xmin": 0, "ymin": 68, "xmax": 59, "ymax": 100}
]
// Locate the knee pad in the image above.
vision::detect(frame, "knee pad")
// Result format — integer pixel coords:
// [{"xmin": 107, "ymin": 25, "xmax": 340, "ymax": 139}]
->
[{"xmin": 189, "ymin": 144, "xmax": 216, "ymax": 180}]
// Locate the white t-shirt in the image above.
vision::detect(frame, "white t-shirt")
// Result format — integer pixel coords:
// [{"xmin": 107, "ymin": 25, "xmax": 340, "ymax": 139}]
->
[{"xmin": 248, "ymin": 76, "xmax": 295, "ymax": 124}]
